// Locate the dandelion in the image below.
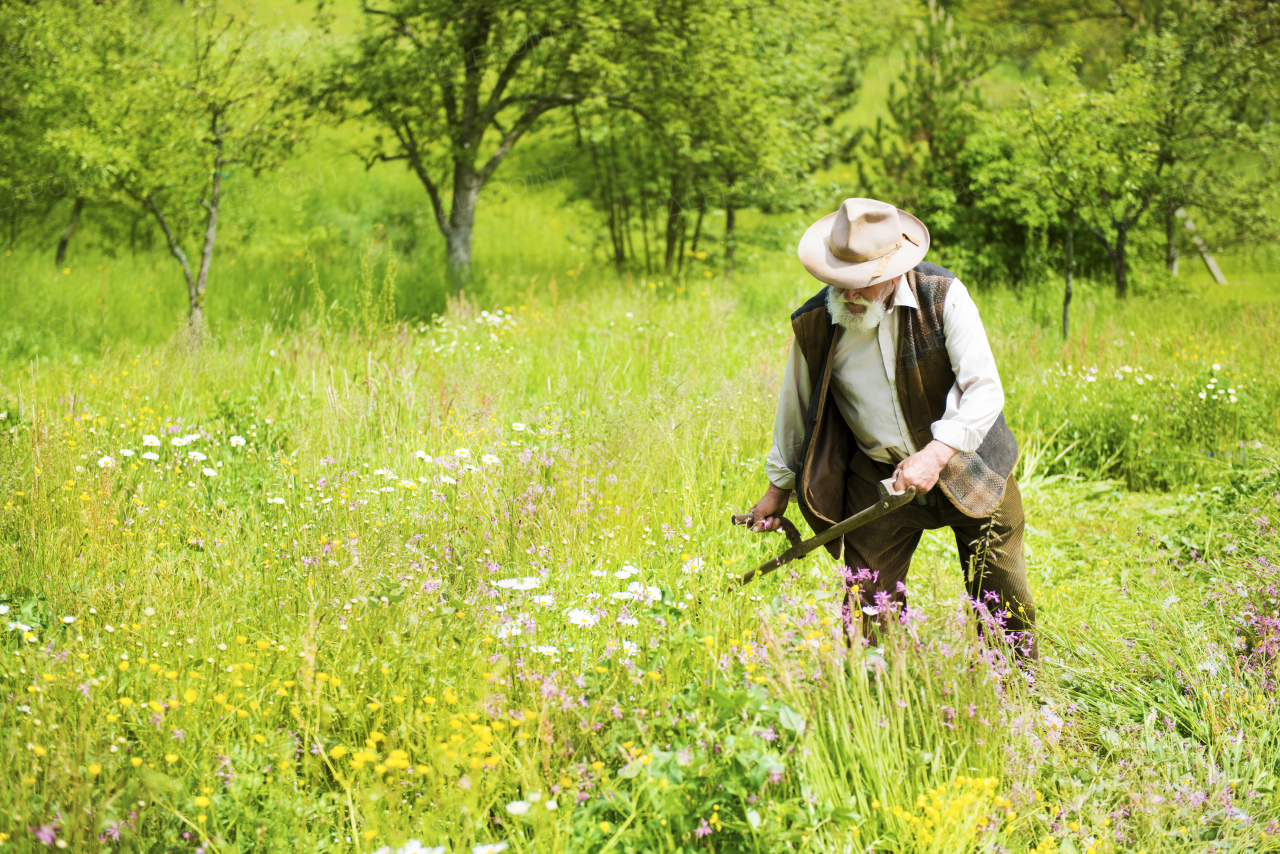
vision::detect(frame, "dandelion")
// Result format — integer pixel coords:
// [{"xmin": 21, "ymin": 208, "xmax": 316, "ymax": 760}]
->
[
  {"xmin": 141, "ymin": 452, "xmax": 159, "ymax": 461},
  {"xmin": 97, "ymin": 456, "xmax": 116, "ymax": 469},
  {"xmin": 142, "ymin": 435, "xmax": 161, "ymax": 447}
]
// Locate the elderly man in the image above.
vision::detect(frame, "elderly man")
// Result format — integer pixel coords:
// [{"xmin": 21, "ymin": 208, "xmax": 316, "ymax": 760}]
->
[{"xmin": 746, "ymin": 198, "xmax": 1037, "ymax": 660}]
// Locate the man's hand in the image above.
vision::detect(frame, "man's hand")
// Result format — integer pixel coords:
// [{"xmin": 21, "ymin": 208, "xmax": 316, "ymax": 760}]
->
[
  {"xmin": 747, "ymin": 483, "xmax": 791, "ymax": 533},
  {"xmin": 893, "ymin": 439, "xmax": 957, "ymax": 494}
]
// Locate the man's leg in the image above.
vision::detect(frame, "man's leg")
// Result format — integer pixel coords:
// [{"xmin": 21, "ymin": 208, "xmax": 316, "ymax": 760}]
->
[
  {"xmin": 841, "ymin": 455, "xmax": 933, "ymax": 647},
  {"xmin": 946, "ymin": 475, "xmax": 1038, "ymax": 661}
]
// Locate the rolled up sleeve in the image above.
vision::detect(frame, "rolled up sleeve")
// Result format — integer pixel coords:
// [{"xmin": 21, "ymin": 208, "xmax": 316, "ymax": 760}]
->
[
  {"xmin": 931, "ymin": 279, "xmax": 1005, "ymax": 453},
  {"xmin": 766, "ymin": 338, "xmax": 810, "ymax": 490}
]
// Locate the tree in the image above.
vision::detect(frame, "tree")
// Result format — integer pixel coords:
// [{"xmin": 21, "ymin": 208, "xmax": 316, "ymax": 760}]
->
[
  {"xmin": 320, "ymin": 0, "xmax": 633, "ymax": 290},
  {"xmin": 1017, "ymin": 51, "xmax": 1163, "ymax": 298},
  {"xmin": 49, "ymin": 2, "xmax": 318, "ymax": 336},
  {"xmin": 562, "ymin": 0, "xmax": 862, "ymax": 277}
]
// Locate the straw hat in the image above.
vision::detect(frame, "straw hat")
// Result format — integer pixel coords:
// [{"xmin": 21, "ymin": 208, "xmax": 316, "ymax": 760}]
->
[{"xmin": 797, "ymin": 198, "xmax": 930, "ymax": 289}]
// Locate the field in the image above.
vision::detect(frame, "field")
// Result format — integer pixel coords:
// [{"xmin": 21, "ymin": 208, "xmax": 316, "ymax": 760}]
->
[{"xmin": 2, "ymin": 134, "xmax": 1280, "ymax": 853}]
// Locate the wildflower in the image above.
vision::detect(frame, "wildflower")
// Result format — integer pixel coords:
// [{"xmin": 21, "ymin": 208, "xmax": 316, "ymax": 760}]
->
[
  {"xmin": 472, "ymin": 843, "xmax": 508, "ymax": 854},
  {"xmin": 141, "ymin": 452, "xmax": 159, "ymax": 461},
  {"xmin": 87, "ymin": 763, "xmax": 102, "ymax": 775},
  {"xmin": 142, "ymin": 435, "xmax": 161, "ymax": 447},
  {"xmin": 97, "ymin": 456, "xmax": 116, "ymax": 469},
  {"xmin": 120, "ymin": 449, "xmax": 135, "ymax": 457},
  {"xmin": 481, "ymin": 454, "xmax": 500, "ymax": 465},
  {"xmin": 545, "ymin": 800, "xmax": 558, "ymax": 811},
  {"xmin": 171, "ymin": 437, "xmax": 188, "ymax": 447},
  {"xmin": 229, "ymin": 436, "xmax": 246, "ymax": 447},
  {"xmin": 566, "ymin": 609, "xmax": 599, "ymax": 628},
  {"xmin": 454, "ymin": 448, "xmax": 471, "ymax": 459},
  {"xmin": 511, "ymin": 422, "xmax": 526, "ymax": 432},
  {"xmin": 533, "ymin": 645, "xmax": 558, "ymax": 656},
  {"xmin": 62, "ymin": 616, "xmax": 75, "ymax": 624},
  {"xmin": 495, "ymin": 577, "xmax": 540, "ymax": 591},
  {"xmin": 187, "ymin": 451, "xmax": 207, "ymax": 461},
  {"xmin": 505, "ymin": 801, "xmax": 531, "ymax": 816},
  {"xmin": 695, "ymin": 818, "xmax": 713, "ymax": 838},
  {"xmin": 202, "ymin": 468, "xmax": 216, "ymax": 477},
  {"xmin": 614, "ymin": 565, "xmax": 639, "ymax": 579},
  {"xmin": 268, "ymin": 497, "xmax": 285, "ymax": 505}
]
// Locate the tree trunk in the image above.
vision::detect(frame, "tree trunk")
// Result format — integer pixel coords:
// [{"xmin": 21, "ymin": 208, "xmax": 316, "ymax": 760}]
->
[
  {"xmin": 190, "ymin": 145, "xmax": 223, "ymax": 336},
  {"xmin": 55, "ymin": 196, "xmax": 84, "ymax": 267},
  {"xmin": 446, "ymin": 163, "xmax": 479, "ymax": 290},
  {"xmin": 1062, "ymin": 214, "xmax": 1074, "ymax": 341},
  {"xmin": 1165, "ymin": 200, "xmax": 1179, "ymax": 273},
  {"xmin": 663, "ymin": 169, "xmax": 685, "ymax": 275},
  {"xmin": 690, "ymin": 202, "xmax": 705, "ymax": 257},
  {"xmin": 1111, "ymin": 226, "xmax": 1128, "ymax": 299},
  {"xmin": 724, "ymin": 204, "xmax": 736, "ymax": 272}
]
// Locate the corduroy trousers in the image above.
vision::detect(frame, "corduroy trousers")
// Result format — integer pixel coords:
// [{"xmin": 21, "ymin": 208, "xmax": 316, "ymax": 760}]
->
[{"xmin": 840, "ymin": 452, "xmax": 1038, "ymax": 661}]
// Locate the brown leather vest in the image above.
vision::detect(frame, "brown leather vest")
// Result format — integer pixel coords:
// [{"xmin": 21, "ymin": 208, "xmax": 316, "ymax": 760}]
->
[{"xmin": 791, "ymin": 262, "xmax": 1019, "ymax": 557}]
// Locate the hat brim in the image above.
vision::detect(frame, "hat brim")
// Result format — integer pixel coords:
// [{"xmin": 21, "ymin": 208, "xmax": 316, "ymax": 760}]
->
[{"xmin": 797, "ymin": 207, "xmax": 930, "ymax": 289}]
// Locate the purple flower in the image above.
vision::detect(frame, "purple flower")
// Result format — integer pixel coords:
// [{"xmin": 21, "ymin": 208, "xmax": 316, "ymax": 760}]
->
[
  {"xmin": 32, "ymin": 825, "xmax": 57, "ymax": 846},
  {"xmin": 695, "ymin": 818, "xmax": 713, "ymax": 838}
]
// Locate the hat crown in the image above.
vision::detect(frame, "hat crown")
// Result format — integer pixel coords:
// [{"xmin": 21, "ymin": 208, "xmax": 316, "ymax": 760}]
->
[{"xmin": 829, "ymin": 199, "xmax": 902, "ymax": 260}]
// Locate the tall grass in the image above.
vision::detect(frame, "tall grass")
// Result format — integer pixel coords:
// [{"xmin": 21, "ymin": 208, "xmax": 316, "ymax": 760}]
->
[{"xmin": 1, "ymin": 252, "xmax": 1278, "ymax": 851}]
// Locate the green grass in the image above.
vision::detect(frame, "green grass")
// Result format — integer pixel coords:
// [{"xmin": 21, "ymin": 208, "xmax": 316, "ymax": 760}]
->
[{"xmin": 1, "ymin": 245, "xmax": 1279, "ymax": 851}]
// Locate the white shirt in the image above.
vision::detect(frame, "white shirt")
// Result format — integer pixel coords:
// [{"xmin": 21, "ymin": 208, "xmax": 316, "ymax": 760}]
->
[{"xmin": 765, "ymin": 275, "xmax": 1005, "ymax": 491}]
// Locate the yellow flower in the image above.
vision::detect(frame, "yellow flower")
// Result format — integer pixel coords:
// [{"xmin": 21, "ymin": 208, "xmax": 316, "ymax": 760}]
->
[
  {"xmin": 130, "ymin": 757, "xmax": 143, "ymax": 767},
  {"xmin": 330, "ymin": 746, "xmax": 348, "ymax": 759},
  {"xmin": 256, "ymin": 639, "xmax": 271, "ymax": 650},
  {"xmin": 165, "ymin": 754, "xmax": 179, "ymax": 764},
  {"xmin": 361, "ymin": 830, "xmax": 378, "ymax": 840},
  {"xmin": 195, "ymin": 796, "xmax": 211, "ymax": 808},
  {"xmin": 253, "ymin": 734, "xmax": 266, "ymax": 744},
  {"xmin": 32, "ymin": 745, "xmax": 47, "ymax": 757},
  {"xmin": 183, "ymin": 689, "xmax": 198, "ymax": 703},
  {"xmin": 197, "ymin": 814, "xmax": 207, "ymax": 824},
  {"xmin": 119, "ymin": 697, "xmax": 134, "ymax": 707}
]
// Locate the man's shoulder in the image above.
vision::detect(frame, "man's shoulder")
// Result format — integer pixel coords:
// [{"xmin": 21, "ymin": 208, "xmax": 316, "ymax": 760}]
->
[
  {"xmin": 913, "ymin": 261, "xmax": 957, "ymax": 282},
  {"xmin": 790, "ymin": 287, "xmax": 830, "ymax": 322}
]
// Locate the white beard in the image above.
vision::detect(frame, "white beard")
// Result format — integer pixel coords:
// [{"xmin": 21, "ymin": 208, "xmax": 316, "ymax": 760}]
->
[{"xmin": 826, "ymin": 286, "xmax": 887, "ymax": 332}]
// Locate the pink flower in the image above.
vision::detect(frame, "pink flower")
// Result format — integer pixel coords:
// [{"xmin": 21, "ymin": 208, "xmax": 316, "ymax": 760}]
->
[{"xmin": 694, "ymin": 818, "xmax": 713, "ymax": 838}]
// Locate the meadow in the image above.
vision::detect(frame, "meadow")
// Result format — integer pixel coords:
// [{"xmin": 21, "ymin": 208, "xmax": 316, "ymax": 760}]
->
[{"xmin": 2, "ymin": 145, "xmax": 1280, "ymax": 854}]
